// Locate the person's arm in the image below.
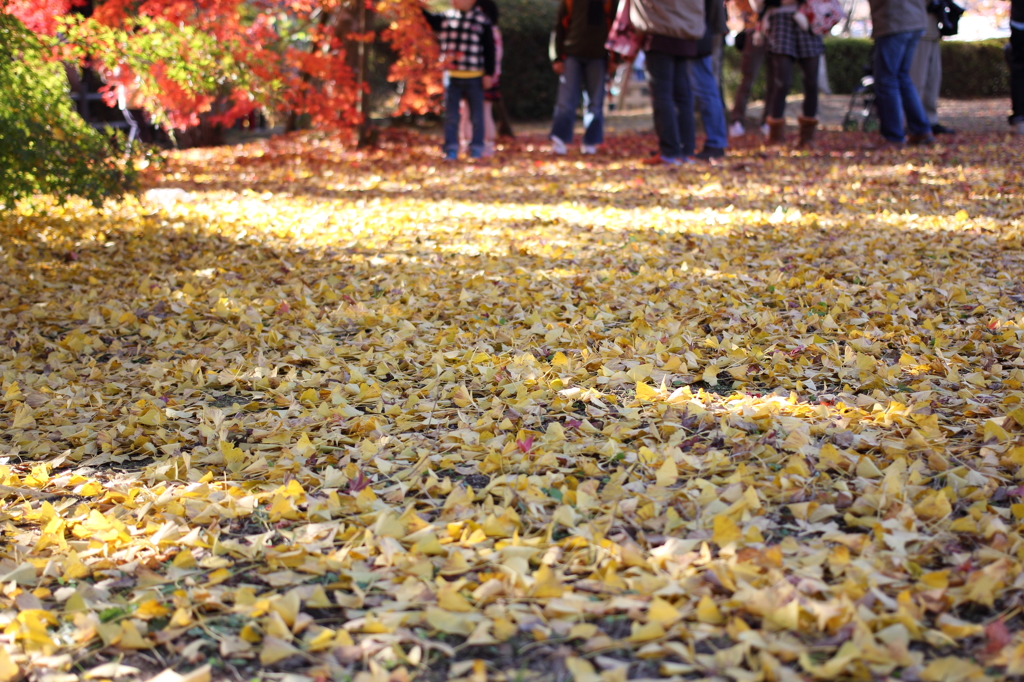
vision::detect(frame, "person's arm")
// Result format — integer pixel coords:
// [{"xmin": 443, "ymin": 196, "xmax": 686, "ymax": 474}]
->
[
  {"xmin": 421, "ymin": 7, "xmax": 444, "ymax": 32},
  {"xmin": 553, "ymin": 0, "xmax": 568, "ymax": 67},
  {"xmin": 483, "ymin": 21, "xmax": 496, "ymax": 77}
]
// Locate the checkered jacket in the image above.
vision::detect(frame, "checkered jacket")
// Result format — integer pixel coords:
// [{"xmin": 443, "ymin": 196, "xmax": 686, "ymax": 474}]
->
[{"xmin": 423, "ymin": 7, "xmax": 496, "ymax": 75}]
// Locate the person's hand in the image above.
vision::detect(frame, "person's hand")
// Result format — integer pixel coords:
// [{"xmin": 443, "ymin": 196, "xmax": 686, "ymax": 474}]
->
[
  {"xmin": 552, "ymin": 61, "xmax": 565, "ymax": 75},
  {"xmin": 483, "ymin": 75, "xmax": 494, "ymax": 89}
]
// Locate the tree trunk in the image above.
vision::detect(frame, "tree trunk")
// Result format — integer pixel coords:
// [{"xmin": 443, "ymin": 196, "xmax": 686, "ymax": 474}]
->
[
  {"xmin": 353, "ymin": 0, "xmax": 378, "ymax": 147},
  {"xmin": 176, "ymin": 115, "xmax": 225, "ymax": 148}
]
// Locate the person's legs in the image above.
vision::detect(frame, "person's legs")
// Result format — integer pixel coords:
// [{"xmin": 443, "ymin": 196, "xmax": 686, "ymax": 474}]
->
[
  {"xmin": 550, "ymin": 56, "xmax": 584, "ymax": 145},
  {"xmin": 873, "ymin": 32, "xmax": 909, "ymax": 142},
  {"xmin": 761, "ymin": 50, "xmax": 775, "ymax": 126},
  {"xmin": 443, "ymin": 77, "xmax": 464, "ymax": 155},
  {"xmin": 910, "ymin": 38, "xmax": 940, "ymax": 125},
  {"xmin": 581, "ymin": 57, "xmax": 607, "ymax": 146},
  {"xmin": 464, "ymin": 77, "xmax": 486, "ymax": 157},
  {"xmin": 769, "ymin": 53, "xmax": 794, "ymax": 119},
  {"xmin": 800, "ymin": 55, "xmax": 820, "ymax": 118},
  {"xmin": 646, "ymin": 50, "xmax": 684, "ymax": 160},
  {"xmin": 797, "ymin": 55, "xmax": 820, "ymax": 147},
  {"xmin": 766, "ymin": 53, "xmax": 792, "ymax": 143},
  {"xmin": 688, "ymin": 55, "xmax": 728, "ymax": 150},
  {"xmin": 483, "ymin": 100, "xmax": 496, "ymax": 156},
  {"xmin": 731, "ymin": 39, "xmax": 767, "ymax": 124},
  {"xmin": 459, "ymin": 100, "xmax": 471, "ymax": 152},
  {"xmin": 924, "ymin": 42, "xmax": 944, "ymax": 128},
  {"xmin": 897, "ymin": 30, "xmax": 931, "ymax": 137},
  {"xmin": 1012, "ymin": 27, "xmax": 1024, "ymax": 128},
  {"xmin": 674, "ymin": 58, "xmax": 697, "ymax": 157}
]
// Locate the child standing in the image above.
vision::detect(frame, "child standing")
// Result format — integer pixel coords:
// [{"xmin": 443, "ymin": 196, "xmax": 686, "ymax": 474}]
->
[
  {"xmin": 423, "ymin": 0, "xmax": 497, "ymax": 160},
  {"xmin": 762, "ymin": 0, "xmax": 825, "ymax": 147},
  {"xmin": 459, "ymin": 0, "xmax": 502, "ymax": 156}
]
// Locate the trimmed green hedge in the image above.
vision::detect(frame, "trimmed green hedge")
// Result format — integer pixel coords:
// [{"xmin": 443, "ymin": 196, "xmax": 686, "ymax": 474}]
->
[
  {"xmin": 824, "ymin": 37, "xmax": 873, "ymax": 95},
  {"xmin": 939, "ymin": 39, "xmax": 1009, "ymax": 97},
  {"xmin": 723, "ymin": 37, "xmax": 1009, "ymax": 102},
  {"xmin": 497, "ymin": 0, "xmax": 560, "ymax": 120}
]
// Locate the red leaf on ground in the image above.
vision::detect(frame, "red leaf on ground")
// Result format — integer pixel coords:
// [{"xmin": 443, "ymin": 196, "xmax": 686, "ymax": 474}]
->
[
  {"xmin": 984, "ymin": 619, "xmax": 1012, "ymax": 655},
  {"xmin": 347, "ymin": 471, "xmax": 370, "ymax": 493}
]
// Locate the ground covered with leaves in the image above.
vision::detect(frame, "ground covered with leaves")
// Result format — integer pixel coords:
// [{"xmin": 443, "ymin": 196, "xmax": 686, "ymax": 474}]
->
[{"xmin": 2, "ymin": 129, "xmax": 1024, "ymax": 682}]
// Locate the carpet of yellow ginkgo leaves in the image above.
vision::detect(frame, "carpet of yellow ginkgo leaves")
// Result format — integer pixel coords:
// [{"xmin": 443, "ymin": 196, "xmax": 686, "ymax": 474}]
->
[{"xmin": 2, "ymin": 129, "xmax": 1024, "ymax": 682}]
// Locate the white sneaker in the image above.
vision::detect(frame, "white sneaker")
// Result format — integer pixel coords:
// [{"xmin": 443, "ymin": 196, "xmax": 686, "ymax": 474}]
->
[
  {"xmin": 728, "ymin": 121, "xmax": 745, "ymax": 138},
  {"xmin": 581, "ymin": 144, "xmax": 598, "ymax": 155},
  {"xmin": 1014, "ymin": 121, "xmax": 1024, "ymax": 135},
  {"xmin": 551, "ymin": 136, "xmax": 568, "ymax": 155},
  {"xmin": 760, "ymin": 123, "xmax": 770, "ymax": 137}
]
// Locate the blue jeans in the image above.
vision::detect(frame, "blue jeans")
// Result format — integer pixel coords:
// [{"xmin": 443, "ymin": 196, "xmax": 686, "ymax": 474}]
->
[
  {"xmin": 445, "ymin": 76, "xmax": 485, "ymax": 155},
  {"xmin": 645, "ymin": 50, "xmax": 695, "ymax": 159},
  {"xmin": 550, "ymin": 56, "xmax": 607, "ymax": 145},
  {"xmin": 687, "ymin": 55, "xmax": 728, "ymax": 149},
  {"xmin": 873, "ymin": 30, "xmax": 931, "ymax": 141}
]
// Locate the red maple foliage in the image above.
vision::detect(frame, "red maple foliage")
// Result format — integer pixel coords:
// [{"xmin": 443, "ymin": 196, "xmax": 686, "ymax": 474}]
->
[
  {"xmin": 4, "ymin": 0, "xmax": 442, "ymax": 131},
  {"xmin": 6, "ymin": 0, "xmax": 79, "ymax": 33},
  {"xmin": 376, "ymin": 0, "xmax": 443, "ymax": 116}
]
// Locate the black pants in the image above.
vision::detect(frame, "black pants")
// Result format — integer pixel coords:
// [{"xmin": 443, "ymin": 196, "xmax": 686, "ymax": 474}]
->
[
  {"xmin": 769, "ymin": 53, "xmax": 820, "ymax": 119},
  {"xmin": 1011, "ymin": 27, "xmax": 1024, "ymax": 124}
]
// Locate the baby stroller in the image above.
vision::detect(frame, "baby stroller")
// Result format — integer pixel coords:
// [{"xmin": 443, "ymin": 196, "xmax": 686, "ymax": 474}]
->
[{"xmin": 842, "ymin": 62, "xmax": 879, "ymax": 133}]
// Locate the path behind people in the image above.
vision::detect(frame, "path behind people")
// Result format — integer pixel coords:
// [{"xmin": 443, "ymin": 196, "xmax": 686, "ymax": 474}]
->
[{"xmin": 514, "ymin": 95, "xmax": 1013, "ymax": 135}]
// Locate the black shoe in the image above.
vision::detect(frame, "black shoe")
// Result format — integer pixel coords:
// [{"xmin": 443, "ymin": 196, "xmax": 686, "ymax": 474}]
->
[
  {"xmin": 931, "ymin": 123, "xmax": 956, "ymax": 135},
  {"xmin": 695, "ymin": 146, "xmax": 726, "ymax": 161}
]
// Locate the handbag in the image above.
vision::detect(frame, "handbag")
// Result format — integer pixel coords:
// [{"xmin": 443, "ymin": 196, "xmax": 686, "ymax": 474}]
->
[
  {"xmin": 605, "ymin": 0, "xmax": 644, "ymax": 59},
  {"xmin": 735, "ymin": 29, "xmax": 747, "ymax": 52},
  {"xmin": 797, "ymin": 0, "xmax": 846, "ymax": 35},
  {"xmin": 931, "ymin": 0, "xmax": 964, "ymax": 36}
]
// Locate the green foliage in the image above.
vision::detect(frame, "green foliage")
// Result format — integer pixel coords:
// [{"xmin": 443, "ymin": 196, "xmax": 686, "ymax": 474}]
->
[
  {"xmin": 939, "ymin": 39, "xmax": 1008, "ymax": 98},
  {"xmin": 822, "ymin": 38, "xmax": 1010, "ymax": 97},
  {"xmin": 823, "ymin": 37, "xmax": 873, "ymax": 95},
  {"xmin": 0, "ymin": 12, "xmax": 135, "ymax": 208},
  {"xmin": 57, "ymin": 14, "xmax": 256, "ymax": 131},
  {"xmin": 496, "ymin": 0, "xmax": 560, "ymax": 120},
  {"xmin": 723, "ymin": 37, "xmax": 1008, "ymax": 104}
]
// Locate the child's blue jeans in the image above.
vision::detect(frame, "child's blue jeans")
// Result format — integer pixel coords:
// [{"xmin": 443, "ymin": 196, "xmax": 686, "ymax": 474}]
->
[{"xmin": 445, "ymin": 76, "xmax": 485, "ymax": 156}]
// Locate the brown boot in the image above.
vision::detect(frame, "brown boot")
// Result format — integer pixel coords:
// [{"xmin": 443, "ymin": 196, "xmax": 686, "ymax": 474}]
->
[
  {"xmin": 797, "ymin": 116, "xmax": 818, "ymax": 149},
  {"xmin": 767, "ymin": 117, "xmax": 786, "ymax": 146}
]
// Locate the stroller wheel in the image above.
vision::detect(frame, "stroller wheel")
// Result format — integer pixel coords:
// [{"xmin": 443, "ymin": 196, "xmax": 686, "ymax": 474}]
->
[
  {"xmin": 842, "ymin": 115, "xmax": 861, "ymax": 132},
  {"xmin": 863, "ymin": 115, "xmax": 880, "ymax": 133}
]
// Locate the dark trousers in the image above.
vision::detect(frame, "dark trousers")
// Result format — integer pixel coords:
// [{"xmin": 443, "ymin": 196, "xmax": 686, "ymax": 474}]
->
[
  {"xmin": 769, "ymin": 53, "xmax": 819, "ymax": 119},
  {"xmin": 646, "ymin": 50, "xmax": 696, "ymax": 159},
  {"xmin": 1012, "ymin": 27, "xmax": 1024, "ymax": 124},
  {"xmin": 444, "ymin": 76, "xmax": 485, "ymax": 155},
  {"xmin": 730, "ymin": 38, "xmax": 767, "ymax": 124}
]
